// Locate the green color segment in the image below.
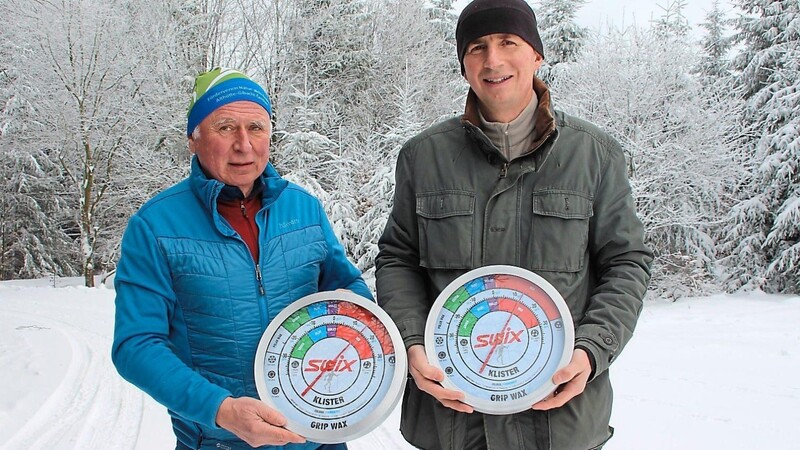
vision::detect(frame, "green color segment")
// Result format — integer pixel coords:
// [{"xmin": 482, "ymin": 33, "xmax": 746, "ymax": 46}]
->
[
  {"xmin": 444, "ymin": 287, "xmax": 470, "ymax": 313},
  {"xmin": 291, "ymin": 335, "xmax": 314, "ymax": 359},
  {"xmin": 458, "ymin": 312, "xmax": 478, "ymax": 337},
  {"xmin": 283, "ymin": 308, "xmax": 310, "ymax": 333}
]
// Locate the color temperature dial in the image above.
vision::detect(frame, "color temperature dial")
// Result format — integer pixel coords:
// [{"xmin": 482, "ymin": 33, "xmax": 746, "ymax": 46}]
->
[
  {"xmin": 255, "ymin": 291, "xmax": 406, "ymax": 443},
  {"xmin": 425, "ymin": 265, "xmax": 574, "ymax": 415}
]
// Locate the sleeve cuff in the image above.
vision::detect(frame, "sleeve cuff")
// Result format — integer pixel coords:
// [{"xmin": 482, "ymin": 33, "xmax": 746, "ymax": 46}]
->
[
  {"xmin": 397, "ymin": 318, "xmax": 426, "ymax": 350},
  {"xmin": 575, "ymin": 325, "xmax": 620, "ymax": 381},
  {"xmin": 203, "ymin": 388, "xmax": 234, "ymax": 429},
  {"xmin": 575, "ymin": 344, "xmax": 597, "ymax": 381}
]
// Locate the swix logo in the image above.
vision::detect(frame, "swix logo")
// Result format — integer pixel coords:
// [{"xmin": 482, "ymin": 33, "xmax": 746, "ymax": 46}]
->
[
  {"xmin": 305, "ymin": 356, "xmax": 356, "ymax": 372},
  {"xmin": 474, "ymin": 328, "xmax": 524, "ymax": 348}
]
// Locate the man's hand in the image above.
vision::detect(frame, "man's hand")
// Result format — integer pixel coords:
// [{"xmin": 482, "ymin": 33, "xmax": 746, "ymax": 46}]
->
[
  {"xmin": 407, "ymin": 344, "xmax": 473, "ymax": 413},
  {"xmin": 532, "ymin": 348, "xmax": 592, "ymax": 411},
  {"xmin": 215, "ymin": 397, "xmax": 306, "ymax": 447}
]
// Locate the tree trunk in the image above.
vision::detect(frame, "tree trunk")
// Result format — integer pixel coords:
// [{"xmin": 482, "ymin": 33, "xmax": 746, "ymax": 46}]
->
[{"xmin": 81, "ymin": 138, "xmax": 95, "ymax": 288}]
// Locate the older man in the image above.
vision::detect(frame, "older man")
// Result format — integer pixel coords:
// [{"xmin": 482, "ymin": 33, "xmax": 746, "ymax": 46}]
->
[
  {"xmin": 113, "ymin": 68, "xmax": 371, "ymax": 450},
  {"xmin": 375, "ymin": 0, "xmax": 653, "ymax": 449}
]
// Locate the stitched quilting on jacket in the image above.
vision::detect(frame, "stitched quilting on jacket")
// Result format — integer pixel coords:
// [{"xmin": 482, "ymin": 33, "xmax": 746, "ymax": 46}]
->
[{"xmin": 113, "ymin": 157, "xmax": 371, "ymax": 450}]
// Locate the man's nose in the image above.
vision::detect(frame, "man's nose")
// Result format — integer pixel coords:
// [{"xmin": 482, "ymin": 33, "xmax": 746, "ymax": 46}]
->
[
  {"xmin": 483, "ymin": 45, "xmax": 503, "ymax": 69},
  {"xmin": 232, "ymin": 128, "xmax": 252, "ymax": 152}
]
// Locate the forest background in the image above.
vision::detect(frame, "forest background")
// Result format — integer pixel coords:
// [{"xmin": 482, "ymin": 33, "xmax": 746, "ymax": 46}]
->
[{"xmin": 0, "ymin": 0, "xmax": 797, "ymax": 296}]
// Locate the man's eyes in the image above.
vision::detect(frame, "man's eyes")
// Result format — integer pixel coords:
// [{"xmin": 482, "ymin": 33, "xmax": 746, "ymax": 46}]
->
[
  {"xmin": 216, "ymin": 124, "xmax": 266, "ymax": 132},
  {"xmin": 467, "ymin": 40, "xmax": 517, "ymax": 53}
]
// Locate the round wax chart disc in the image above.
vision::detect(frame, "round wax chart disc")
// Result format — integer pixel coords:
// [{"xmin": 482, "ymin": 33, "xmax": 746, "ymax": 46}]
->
[
  {"xmin": 425, "ymin": 265, "xmax": 574, "ymax": 415},
  {"xmin": 254, "ymin": 291, "xmax": 407, "ymax": 444}
]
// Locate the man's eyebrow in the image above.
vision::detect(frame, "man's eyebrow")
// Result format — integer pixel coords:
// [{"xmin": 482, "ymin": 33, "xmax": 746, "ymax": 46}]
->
[
  {"xmin": 210, "ymin": 118, "xmax": 267, "ymax": 127},
  {"xmin": 211, "ymin": 117, "xmax": 236, "ymax": 127},
  {"xmin": 470, "ymin": 33, "xmax": 517, "ymax": 45}
]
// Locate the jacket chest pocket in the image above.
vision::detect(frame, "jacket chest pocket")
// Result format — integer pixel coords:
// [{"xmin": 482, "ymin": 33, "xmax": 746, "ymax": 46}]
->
[
  {"xmin": 416, "ymin": 191, "xmax": 475, "ymax": 269},
  {"xmin": 530, "ymin": 190, "xmax": 593, "ymax": 272}
]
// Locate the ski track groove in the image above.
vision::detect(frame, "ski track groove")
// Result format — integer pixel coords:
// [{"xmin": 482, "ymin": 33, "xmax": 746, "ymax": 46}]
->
[{"xmin": 3, "ymin": 310, "xmax": 143, "ymax": 450}]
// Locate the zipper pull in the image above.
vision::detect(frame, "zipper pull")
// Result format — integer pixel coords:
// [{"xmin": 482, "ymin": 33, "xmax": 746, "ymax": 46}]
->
[
  {"xmin": 499, "ymin": 163, "xmax": 509, "ymax": 178},
  {"xmin": 240, "ymin": 200, "xmax": 247, "ymax": 218},
  {"xmin": 255, "ymin": 263, "xmax": 265, "ymax": 296}
]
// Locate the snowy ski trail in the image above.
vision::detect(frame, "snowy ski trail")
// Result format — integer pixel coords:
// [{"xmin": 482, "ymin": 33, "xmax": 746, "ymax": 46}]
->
[{"xmin": 1, "ymin": 289, "xmax": 145, "ymax": 449}]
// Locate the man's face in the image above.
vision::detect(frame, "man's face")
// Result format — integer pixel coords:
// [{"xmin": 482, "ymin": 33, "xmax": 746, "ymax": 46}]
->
[
  {"xmin": 188, "ymin": 101, "xmax": 271, "ymax": 196},
  {"xmin": 463, "ymin": 33, "xmax": 543, "ymax": 123}
]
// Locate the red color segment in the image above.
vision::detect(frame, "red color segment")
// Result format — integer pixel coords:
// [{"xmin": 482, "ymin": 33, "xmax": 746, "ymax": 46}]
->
[
  {"xmin": 497, "ymin": 298, "xmax": 539, "ymax": 328},
  {"xmin": 336, "ymin": 302, "xmax": 394, "ymax": 355},
  {"xmin": 495, "ymin": 275, "xmax": 560, "ymax": 320},
  {"xmin": 335, "ymin": 325, "xmax": 373, "ymax": 359}
]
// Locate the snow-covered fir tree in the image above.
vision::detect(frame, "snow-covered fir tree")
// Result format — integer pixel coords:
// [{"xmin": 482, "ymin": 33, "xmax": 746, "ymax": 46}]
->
[
  {"xmin": 537, "ymin": 0, "xmax": 588, "ymax": 64},
  {"xmin": 697, "ymin": 0, "xmax": 734, "ymax": 82},
  {"xmin": 353, "ymin": 69, "xmax": 425, "ymax": 277},
  {"xmin": 721, "ymin": 0, "xmax": 800, "ymax": 293},
  {"xmin": 0, "ymin": 65, "xmax": 76, "ymax": 279},
  {"xmin": 652, "ymin": 0, "xmax": 690, "ymax": 39},
  {"xmin": 535, "ymin": 0, "xmax": 588, "ymax": 84},
  {"xmin": 272, "ymin": 69, "xmax": 336, "ymax": 183}
]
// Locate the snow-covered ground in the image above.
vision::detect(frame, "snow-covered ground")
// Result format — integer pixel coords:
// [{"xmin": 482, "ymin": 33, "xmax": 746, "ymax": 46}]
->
[{"xmin": 1, "ymin": 278, "xmax": 798, "ymax": 449}]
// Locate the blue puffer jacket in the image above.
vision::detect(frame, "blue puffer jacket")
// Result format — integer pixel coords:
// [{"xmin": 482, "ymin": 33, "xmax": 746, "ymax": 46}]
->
[{"xmin": 112, "ymin": 157, "xmax": 372, "ymax": 450}]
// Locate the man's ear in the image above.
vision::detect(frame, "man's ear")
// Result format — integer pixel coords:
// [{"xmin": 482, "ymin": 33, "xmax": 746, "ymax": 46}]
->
[
  {"xmin": 532, "ymin": 53, "xmax": 545, "ymax": 71},
  {"xmin": 188, "ymin": 136, "xmax": 196, "ymax": 155}
]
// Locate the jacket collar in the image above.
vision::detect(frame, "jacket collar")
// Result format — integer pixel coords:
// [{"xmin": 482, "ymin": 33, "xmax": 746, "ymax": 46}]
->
[
  {"xmin": 189, "ymin": 156, "xmax": 287, "ymax": 213},
  {"xmin": 462, "ymin": 76, "xmax": 557, "ymax": 162}
]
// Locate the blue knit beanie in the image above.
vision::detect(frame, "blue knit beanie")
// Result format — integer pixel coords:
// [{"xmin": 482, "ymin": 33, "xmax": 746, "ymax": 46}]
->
[{"xmin": 186, "ymin": 68, "xmax": 272, "ymax": 136}]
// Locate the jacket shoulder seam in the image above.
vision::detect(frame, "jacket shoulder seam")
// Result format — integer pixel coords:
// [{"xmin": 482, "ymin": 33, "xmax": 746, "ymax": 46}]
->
[{"xmin": 556, "ymin": 111, "xmax": 622, "ymax": 182}]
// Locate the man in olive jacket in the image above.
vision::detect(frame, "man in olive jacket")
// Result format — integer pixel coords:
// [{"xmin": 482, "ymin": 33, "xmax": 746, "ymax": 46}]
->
[{"xmin": 375, "ymin": 1, "xmax": 653, "ymax": 449}]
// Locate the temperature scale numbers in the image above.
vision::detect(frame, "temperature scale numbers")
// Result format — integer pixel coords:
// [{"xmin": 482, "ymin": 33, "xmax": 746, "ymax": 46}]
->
[
  {"xmin": 255, "ymin": 292, "xmax": 406, "ymax": 443},
  {"xmin": 426, "ymin": 266, "xmax": 574, "ymax": 415}
]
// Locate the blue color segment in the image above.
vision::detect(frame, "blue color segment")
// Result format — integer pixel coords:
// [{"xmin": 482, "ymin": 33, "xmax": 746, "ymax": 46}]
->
[
  {"xmin": 470, "ymin": 301, "xmax": 490, "ymax": 318},
  {"xmin": 307, "ymin": 302, "xmax": 327, "ymax": 319},
  {"xmin": 464, "ymin": 278, "xmax": 485, "ymax": 296},
  {"xmin": 308, "ymin": 326, "xmax": 327, "ymax": 343}
]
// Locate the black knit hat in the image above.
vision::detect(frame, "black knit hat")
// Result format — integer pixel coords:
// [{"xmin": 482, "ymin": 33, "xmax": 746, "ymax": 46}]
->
[{"xmin": 456, "ymin": 0, "xmax": 544, "ymax": 74}]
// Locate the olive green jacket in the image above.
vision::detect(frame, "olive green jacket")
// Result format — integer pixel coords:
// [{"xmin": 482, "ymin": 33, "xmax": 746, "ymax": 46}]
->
[{"xmin": 375, "ymin": 78, "xmax": 653, "ymax": 450}]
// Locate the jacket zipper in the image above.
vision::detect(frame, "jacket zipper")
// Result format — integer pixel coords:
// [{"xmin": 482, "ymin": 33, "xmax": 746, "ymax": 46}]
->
[
  {"xmin": 255, "ymin": 263, "xmax": 265, "ymax": 296},
  {"xmin": 499, "ymin": 162, "xmax": 509, "ymax": 178},
  {"xmin": 240, "ymin": 199, "xmax": 266, "ymax": 296}
]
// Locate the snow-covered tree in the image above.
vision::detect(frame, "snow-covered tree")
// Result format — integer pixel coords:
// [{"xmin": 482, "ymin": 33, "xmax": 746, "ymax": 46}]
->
[
  {"xmin": 0, "ymin": 54, "xmax": 66, "ymax": 279},
  {"xmin": 536, "ymin": 0, "xmax": 588, "ymax": 66},
  {"xmin": 552, "ymin": 26, "xmax": 747, "ymax": 297},
  {"xmin": 270, "ymin": 0, "xmax": 462, "ymax": 270},
  {"xmin": 0, "ymin": 67, "xmax": 77, "ymax": 280},
  {"xmin": 353, "ymin": 69, "xmax": 425, "ymax": 275},
  {"xmin": 0, "ymin": 0, "xmax": 200, "ymax": 285},
  {"xmin": 272, "ymin": 69, "xmax": 336, "ymax": 180},
  {"xmin": 721, "ymin": 0, "xmax": 800, "ymax": 293},
  {"xmin": 2, "ymin": 0, "xmax": 153, "ymax": 286},
  {"xmin": 697, "ymin": 0, "xmax": 734, "ymax": 82},
  {"xmin": 652, "ymin": 0, "xmax": 690, "ymax": 40}
]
